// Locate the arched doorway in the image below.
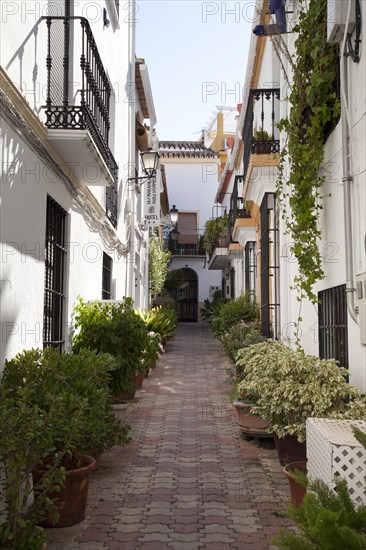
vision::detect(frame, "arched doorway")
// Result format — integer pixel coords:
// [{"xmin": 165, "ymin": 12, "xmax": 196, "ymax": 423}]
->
[{"xmin": 176, "ymin": 268, "xmax": 198, "ymax": 322}]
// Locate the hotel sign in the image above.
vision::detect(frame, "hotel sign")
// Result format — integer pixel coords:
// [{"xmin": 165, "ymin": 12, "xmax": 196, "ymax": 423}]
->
[{"xmin": 144, "ymin": 177, "xmax": 159, "ymax": 227}]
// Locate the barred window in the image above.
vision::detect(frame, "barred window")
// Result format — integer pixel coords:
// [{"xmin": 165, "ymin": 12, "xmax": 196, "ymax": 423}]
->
[{"xmin": 43, "ymin": 196, "xmax": 67, "ymax": 352}]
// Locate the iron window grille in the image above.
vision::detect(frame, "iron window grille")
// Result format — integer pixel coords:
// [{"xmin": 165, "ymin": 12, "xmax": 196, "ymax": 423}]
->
[
  {"xmin": 43, "ymin": 196, "xmax": 67, "ymax": 352},
  {"xmin": 102, "ymin": 252, "xmax": 113, "ymax": 299},
  {"xmin": 260, "ymin": 193, "xmax": 280, "ymax": 339},
  {"xmin": 318, "ymin": 285, "xmax": 349, "ymax": 370}
]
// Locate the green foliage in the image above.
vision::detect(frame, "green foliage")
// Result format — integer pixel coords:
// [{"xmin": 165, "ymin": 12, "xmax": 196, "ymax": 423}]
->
[
  {"xmin": 276, "ymin": 0, "xmax": 341, "ymax": 303},
  {"xmin": 235, "ymin": 341, "xmax": 365, "ymax": 441},
  {"xmin": 142, "ymin": 331, "xmax": 164, "ymax": 367},
  {"xmin": 149, "ymin": 236, "xmax": 171, "ymax": 304},
  {"xmin": 353, "ymin": 427, "xmax": 366, "ymax": 450},
  {"xmin": 203, "ymin": 214, "xmax": 229, "ymax": 254},
  {"xmin": 0, "ymin": 381, "xmax": 66, "ymax": 550},
  {"xmin": 200, "ymin": 296, "xmax": 225, "ymax": 324},
  {"xmin": 211, "ymin": 293, "xmax": 259, "ymax": 339},
  {"xmin": 136, "ymin": 306, "xmax": 177, "ymax": 341},
  {"xmin": 153, "ymin": 293, "xmax": 177, "ymax": 311},
  {"xmin": 73, "ymin": 297, "xmax": 149, "ymax": 395},
  {"xmin": 221, "ymin": 321, "xmax": 264, "ymax": 364},
  {"xmin": 0, "ymin": 347, "xmax": 131, "ymax": 549},
  {"xmin": 274, "ymin": 478, "xmax": 366, "ymax": 549},
  {"xmin": 253, "ymin": 128, "xmax": 272, "ymax": 141}
]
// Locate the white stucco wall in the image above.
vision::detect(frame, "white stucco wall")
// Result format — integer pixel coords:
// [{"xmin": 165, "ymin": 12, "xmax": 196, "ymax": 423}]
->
[
  {"xmin": 162, "ymin": 158, "xmax": 220, "ymax": 231},
  {"xmin": 0, "ymin": 1, "xmax": 142, "ymax": 370},
  {"xmin": 276, "ymin": 8, "xmax": 366, "ymax": 391}
]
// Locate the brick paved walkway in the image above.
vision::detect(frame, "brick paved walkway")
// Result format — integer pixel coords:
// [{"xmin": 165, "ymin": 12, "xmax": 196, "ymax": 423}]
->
[{"xmin": 47, "ymin": 323, "xmax": 294, "ymax": 550}]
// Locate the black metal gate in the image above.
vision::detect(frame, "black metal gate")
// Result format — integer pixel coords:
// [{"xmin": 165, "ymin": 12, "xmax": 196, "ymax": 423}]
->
[
  {"xmin": 176, "ymin": 268, "xmax": 198, "ymax": 322},
  {"xmin": 319, "ymin": 285, "xmax": 349, "ymax": 370}
]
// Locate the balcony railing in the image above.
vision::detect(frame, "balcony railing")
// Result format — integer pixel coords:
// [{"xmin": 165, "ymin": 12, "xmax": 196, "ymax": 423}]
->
[
  {"xmin": 168, "ymin": 235, "xmax": 205, "ymax": 256},
  {"xmin": 242, "ymin": 88, "xmax": 280, "ymax": 180},
  {"xmin": 44, "ymin": 16, "xmax": 118, "ymax": 185}
]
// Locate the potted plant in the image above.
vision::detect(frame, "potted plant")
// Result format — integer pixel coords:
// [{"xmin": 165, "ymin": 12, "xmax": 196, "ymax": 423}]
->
[
  {"xmin": 1, "ymin": 347, "xmax": 130, "ymax": 531},
  {"xmin": 73, "ymin": 297, "xmax": 149, "ymax": 399},
  {"xmin": 282, "ymin": 461, "xmax": 307, "ymax": 508},
  {"xmin": 211, "ymin": 292, "xmax": 259, "ymax": 340},
  {"xmin": 235, "ymin": 340, "xmax": 365, "ymax": 465},
  {"xmin": 252, "ymin": 128, "xmax": 273, "ymax": 154},
  {"xmin": 203, "ymin": 214, "xmax": 229, "ymax": 254},
  {"xmin": 136, "ymin": 306, "xmax": 177, "ymax": 344},
  {"xmin": 142, "ymin": 331, "xmax": 164, "ymax": 371},
  {"xmin": 0, "ymin": 380, "xmax": 68, "ymax": 549}
]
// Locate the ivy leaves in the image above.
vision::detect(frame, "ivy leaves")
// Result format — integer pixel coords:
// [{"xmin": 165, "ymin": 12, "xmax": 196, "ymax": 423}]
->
[{"xmin": 277, "ymin": 0, "xmax": 341, "ymax": 303}]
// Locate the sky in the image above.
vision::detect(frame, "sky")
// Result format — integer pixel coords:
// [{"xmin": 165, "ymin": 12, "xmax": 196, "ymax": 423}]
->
[{"xmin": 135, "ymin": 1, "xmax": 253, "ymax": 140}]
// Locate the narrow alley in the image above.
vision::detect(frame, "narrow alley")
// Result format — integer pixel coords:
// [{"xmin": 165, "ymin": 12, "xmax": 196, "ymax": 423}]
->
[{"xmin": 47, "ymin": 324, "xmax": 294, "ymax": 550}]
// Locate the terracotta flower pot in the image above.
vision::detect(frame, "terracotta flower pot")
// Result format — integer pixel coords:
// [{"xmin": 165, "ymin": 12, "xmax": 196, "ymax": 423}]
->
[
  {"xmin": 274, "ymin": 434, "xmax": 306, "ymax": 466},
  {"xmin": 233, "ymin": 401, "xmax": 273, "ymax": 437},
  {"xmin": 132, "ymin": 371, "xmax": 144, "ymax": 390},
  {"xmin": 33, "ymin": 454, "xmax": 96, "ymax": 527},
  {"xmin": 283, "ymin": 460, "xmax": 307, "ymax": 507}
]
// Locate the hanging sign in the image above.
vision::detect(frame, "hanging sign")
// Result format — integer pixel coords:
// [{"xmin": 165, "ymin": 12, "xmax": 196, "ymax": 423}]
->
[{"xmin": 144, "ymin": 177, "xmax": 160, "ymax": 227}]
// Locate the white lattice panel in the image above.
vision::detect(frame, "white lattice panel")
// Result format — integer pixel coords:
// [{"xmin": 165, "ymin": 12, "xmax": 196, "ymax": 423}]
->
[{"xmin": 307, "ymin": 418, "xmax": 366, "ymax": 507}]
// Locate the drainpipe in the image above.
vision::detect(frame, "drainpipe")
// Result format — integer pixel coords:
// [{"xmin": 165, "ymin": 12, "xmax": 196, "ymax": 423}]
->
[
  {"xmin": 127, "ymin": 0, "xmax": 136, "ymax": 300},
  {"xmin": 341, "ymin": 1, "xmax": 358, "ymax": 323}
]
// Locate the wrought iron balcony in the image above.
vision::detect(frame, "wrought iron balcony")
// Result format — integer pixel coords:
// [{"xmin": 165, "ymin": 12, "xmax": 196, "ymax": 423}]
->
[
  {"xmin": 168, "ymin": 235, "xmax": 205, "ymax": 256},
  {"xmin": 44, "ymin": 16, "xmax": 118, "ymax": 193},
  {"xmin": 242, "ymin": 88, "xmax": 280, "ymax": 180}
]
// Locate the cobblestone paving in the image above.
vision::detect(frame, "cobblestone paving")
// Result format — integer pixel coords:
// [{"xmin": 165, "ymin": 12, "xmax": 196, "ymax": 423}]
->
[{"xmin": 47, "ymin": 323, "xmax": 294, "ymax": 549}]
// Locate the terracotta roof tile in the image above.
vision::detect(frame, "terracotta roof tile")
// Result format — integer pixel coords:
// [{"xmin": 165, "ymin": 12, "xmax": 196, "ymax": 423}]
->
[{"xmin": 159, "ymin": 141, "xmax": 218, "ymax": 159}]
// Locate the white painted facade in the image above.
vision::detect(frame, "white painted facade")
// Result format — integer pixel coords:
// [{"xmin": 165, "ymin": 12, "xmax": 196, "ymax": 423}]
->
[
  {"xmin": 159, "ymin": 152, "xmax": 222, "ymax": 313},
  {"xmin": 220, "ymin": 0, "xmax": 366, "ymax": 391},
  {"xmin": 0, "ymin": 0, "xmax": 161, "ymax": 370}
]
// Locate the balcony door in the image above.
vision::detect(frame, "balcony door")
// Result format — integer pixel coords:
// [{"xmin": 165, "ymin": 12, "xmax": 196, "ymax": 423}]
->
[{"xmin": 176, "ymin": 268, "xmax": 198, "ymax": 322}]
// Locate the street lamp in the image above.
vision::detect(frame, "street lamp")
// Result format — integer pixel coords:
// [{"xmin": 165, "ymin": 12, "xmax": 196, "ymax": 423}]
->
[
  {"xmin": 169, "ymin": 204, "xmax": 179, "ymax": 225},
  {"xmin": 128, "ymin": 148, "xmax": 160, "ymax": 186},
  {"xmin": 170, "ymin": 226, "xmax": 180, "ymax": 242},
  {"xmin": 140, "ymin": 148, "xmax": 160, "ymax": 178}
]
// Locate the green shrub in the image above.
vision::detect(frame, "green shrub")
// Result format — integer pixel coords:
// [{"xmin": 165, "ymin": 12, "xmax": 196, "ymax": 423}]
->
[
  {"xmin": 1, "ymin": 347, "xmax": 130, "ymax": 549},
  {"xmin": 211, "ymin": 293, "xmax": 259, "ymax": 338},
  {"xmin": 142, "ymin": 331, "xmax": 164, "ymax": 367},
  {"xmin": 200, "ymin": 298, "xmax": 225, "ymax": 324},
  {"xmin": 274, "ymin": 477, "xmax": 366, "ymax": 549},
  {"xmin": 221, "ymin": 321, "xmax": 264, "ymax": 364},
  {"xmin": 136, "ymin": 306, "xmax": 177, "ymax": 341},
  {"xmin": 235, "ymin": 341, "xmax": 366, "ymax": 441},
  {"xmin": 203, "ymin": 214, "xmax": 229, "ymax": 254},
  {"xmin": 73, "ymin": 297, "xmax": 149, "ymax": 395}
]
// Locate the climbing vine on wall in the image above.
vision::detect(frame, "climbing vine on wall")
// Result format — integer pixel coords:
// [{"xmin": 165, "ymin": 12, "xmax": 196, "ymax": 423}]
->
[{"xmin": 276, "ymin": 0, "xmax": 341, "ymax": 303}]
